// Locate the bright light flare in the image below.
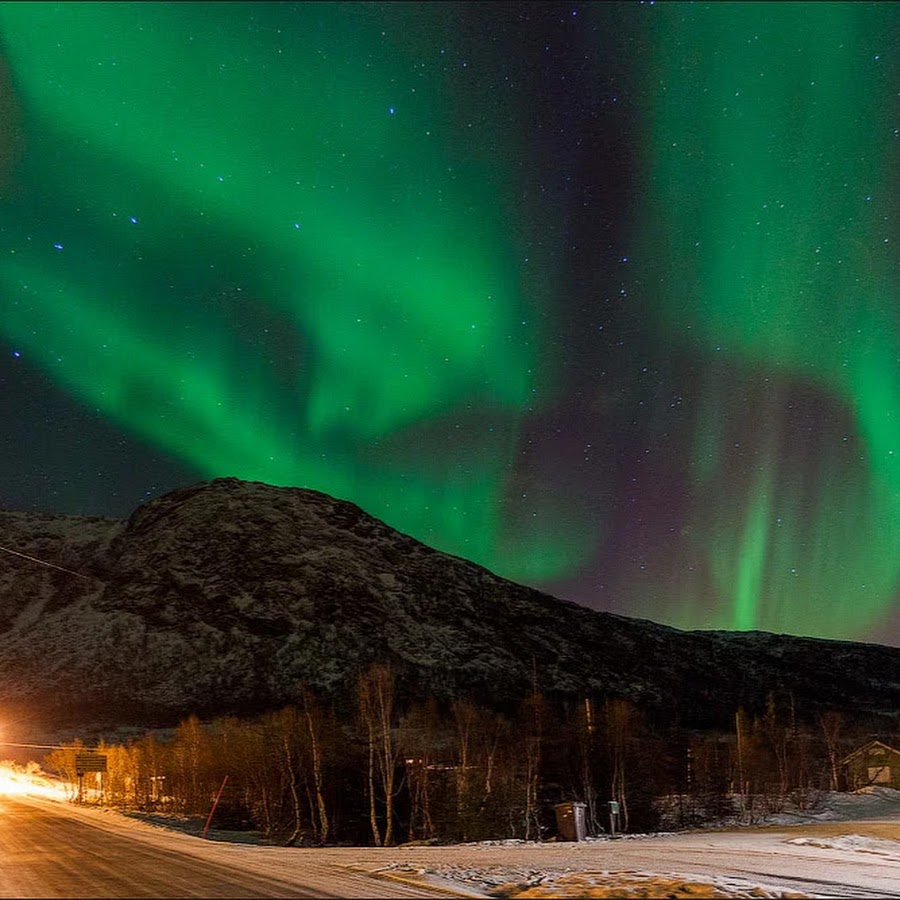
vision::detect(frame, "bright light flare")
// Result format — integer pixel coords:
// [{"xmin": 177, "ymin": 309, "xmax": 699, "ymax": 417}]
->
[{"xmin": 0, "ymin": 761, "xmax": 68, "ymax": 800}]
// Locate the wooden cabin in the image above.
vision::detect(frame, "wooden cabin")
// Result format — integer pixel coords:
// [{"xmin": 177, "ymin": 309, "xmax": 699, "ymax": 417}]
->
[{"xmin": 841, "ymin": 740, "xmax": 900, "ymax": 791}]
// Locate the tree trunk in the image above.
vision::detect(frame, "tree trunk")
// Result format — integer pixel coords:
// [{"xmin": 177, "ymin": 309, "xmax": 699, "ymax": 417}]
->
[{"xmin": 303, "ymin": 692, "xmax": 329, "ymax": 844}]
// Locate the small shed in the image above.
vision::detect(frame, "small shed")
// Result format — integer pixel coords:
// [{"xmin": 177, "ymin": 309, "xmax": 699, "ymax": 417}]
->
[{"xmin": 841, "ymin": 740, "xmax": 900, "ymax": 790}]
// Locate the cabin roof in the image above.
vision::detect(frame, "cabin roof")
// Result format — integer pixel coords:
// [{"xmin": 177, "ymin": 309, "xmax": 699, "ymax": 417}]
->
[{"xmin": 840, "ymin": 739, "xmax": 900, "ymax": 765}]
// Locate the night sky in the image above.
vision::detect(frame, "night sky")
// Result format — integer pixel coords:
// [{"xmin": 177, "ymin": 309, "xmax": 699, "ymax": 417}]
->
[{"xmin": 1, "ymin": 2, "xmax": 898, "ymax": 646}]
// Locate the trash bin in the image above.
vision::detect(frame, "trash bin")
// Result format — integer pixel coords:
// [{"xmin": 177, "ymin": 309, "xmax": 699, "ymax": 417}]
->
[{"xmin": 554, "ymin": 801, "xmax": 587, "ymax": 841}]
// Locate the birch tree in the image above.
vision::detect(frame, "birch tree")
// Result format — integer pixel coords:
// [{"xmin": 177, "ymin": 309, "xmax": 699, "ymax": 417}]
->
[{"xmin": 357, "ymin": 663, "xmax": 399, "ymax": 845}]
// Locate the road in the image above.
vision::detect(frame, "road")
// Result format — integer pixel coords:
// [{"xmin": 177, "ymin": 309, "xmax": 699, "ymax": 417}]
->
[
  {"xmin": 0, "ymin": 797, "xmax": 453, "ymax": 898},
  {"xmin": 2, "ymin": 795, "xmax": 899, "ymax": 898}
]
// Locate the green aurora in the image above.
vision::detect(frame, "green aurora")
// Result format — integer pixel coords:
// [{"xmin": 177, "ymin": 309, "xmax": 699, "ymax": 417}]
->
[
  {"xmin": 634, "ymin": 2, "xmax": 899, "ymax": 638},
  {"xmin": 0, "ymin": 2, "xmax": 591, "ymax": 581},
  {"xmin": 1, "ymin": 2, "xmax": 898, "ymax": 642}
]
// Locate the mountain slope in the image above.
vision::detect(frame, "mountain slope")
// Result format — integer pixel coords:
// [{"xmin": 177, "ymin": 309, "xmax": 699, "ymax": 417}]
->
[{"xmin": 0, "ymin": 478, "xmax": 897, "ymax": 733}]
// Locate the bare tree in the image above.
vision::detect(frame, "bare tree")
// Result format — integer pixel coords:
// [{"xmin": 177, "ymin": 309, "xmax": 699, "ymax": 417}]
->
[
  {"xmin": 520, "ymin": 690, "xmax": 545, "ymax": 840},
  {"xmin": 273, "ymin": 707, "xmax": 305, "ymax": 845},
  {"xmin": 818, "ymin": 711, "xmax": 845, "ymax": 792},
  {"xmin": 446, "ymin": 701, "xmax": 516, "ymax": 841},
  {"xmin": 761, "ymin": 696, "xmax": 789, "ymax": 810},
  {"xmin": 575, "ymin": 697, "xmax": 600, "ymax": 834},
  {"xmin": 399, "ymin": 699, "xmax": 446, "ymax": 842},
  {"xmin": 43, "ymin": 739, "xmax": 85, "ymax": 801},
  {"xmin": 451, "ymin": 700, "xmax": 477, "ymax": 841},
  {"xmin": 605, "ymin": 698, "xmax": 632, "ymax": 833},
  {"xmin": 357, "ymin": 663, "xmax": 399, "ymax": 846},
  {"xmin": 172, "ymin": 715, "xmax": 211, "ymax": 815},
  {"xmin": 300, "ymin": 689, "xmax": 330, "ymax": 844}
]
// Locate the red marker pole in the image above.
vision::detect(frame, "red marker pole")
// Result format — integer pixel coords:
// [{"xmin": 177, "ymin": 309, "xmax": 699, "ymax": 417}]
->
[{"xmin": 202, "ymin": 775, "xmax": 229, "ymax": 839}]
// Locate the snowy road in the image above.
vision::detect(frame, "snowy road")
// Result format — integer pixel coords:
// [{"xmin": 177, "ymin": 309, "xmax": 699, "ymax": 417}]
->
[
  {"xmin": 0, "ymin": 797, "xmax": 453, "ymax": 898},
  {"xmin": 2, "ymin": 794, "xmax": 900, "ymax": 898}
]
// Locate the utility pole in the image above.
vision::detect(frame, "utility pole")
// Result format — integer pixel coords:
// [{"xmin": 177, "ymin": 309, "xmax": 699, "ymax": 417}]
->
[
  {"xmin": 735, "ymin": 710, "xmax": 745, "ymax": 817},
  {"xmin": 202, "ymin": 775, "xmax": 229, "ymax": 839}
]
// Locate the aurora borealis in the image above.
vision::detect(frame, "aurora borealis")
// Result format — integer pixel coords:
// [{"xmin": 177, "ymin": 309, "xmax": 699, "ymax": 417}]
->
[{"xmin": 1, "ymin": 2, "xmax": 898, "ymax": 645}]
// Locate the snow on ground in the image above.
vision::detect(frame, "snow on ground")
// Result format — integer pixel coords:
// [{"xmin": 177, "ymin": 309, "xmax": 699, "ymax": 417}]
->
[
  {"xmin": 761, "ymin": 786, "xmax": 900, "ymax": 826},
  {"xmin": 378, "ymin": 790, "xmax": 900, "ymax": 898},
  {"xmin": 6, "ymin": 777, "xmax": 900, "ymax": 898},
  {"xmin": 374, "ymin": 862, "xmax": 810, "ymax": 898},
  {"xmin": 786, "ymin": 833, "xmax": 900, "ymax": 861}
]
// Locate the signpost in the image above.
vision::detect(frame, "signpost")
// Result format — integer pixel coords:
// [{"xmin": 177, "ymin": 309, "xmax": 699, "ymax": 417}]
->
[
  {"xmin": 75, "ymin": 754, "xmax": 107, "ymax": 774},
  {"xmin": 75, "ymin": 753, "xmax": 107, "ymax": 803}
]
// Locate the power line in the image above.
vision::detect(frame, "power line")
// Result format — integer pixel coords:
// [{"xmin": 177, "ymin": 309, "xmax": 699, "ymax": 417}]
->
[
  {"xmin": 0, "ymin": 741, "xmax": 83, "ymax": 751},
  {"xmin": 0, "ymin": 544, "xmax": 104, "ymax": 584}
]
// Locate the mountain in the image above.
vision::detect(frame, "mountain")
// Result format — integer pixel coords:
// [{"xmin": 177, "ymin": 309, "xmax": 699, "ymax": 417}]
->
[{"xmin": 0, "ymin": 477, "xmax": 898, "ymax": 736}]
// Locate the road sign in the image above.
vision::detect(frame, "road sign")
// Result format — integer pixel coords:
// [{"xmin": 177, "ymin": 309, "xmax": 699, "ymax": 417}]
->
[{"xmin": 75, "ymin": 754, "xmax": 107, "ymax": 774}]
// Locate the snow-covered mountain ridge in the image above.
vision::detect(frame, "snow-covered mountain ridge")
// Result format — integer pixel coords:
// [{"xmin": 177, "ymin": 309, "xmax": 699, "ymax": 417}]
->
[{"xmin": 0, "ymin": 477, "xmax": 897, "ymax": 732}]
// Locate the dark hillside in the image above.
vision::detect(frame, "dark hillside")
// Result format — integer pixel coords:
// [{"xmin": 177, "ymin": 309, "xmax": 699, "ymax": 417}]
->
[{"xmin": 0, "ymin": 478, "xmax": 896, "ymax": 734}]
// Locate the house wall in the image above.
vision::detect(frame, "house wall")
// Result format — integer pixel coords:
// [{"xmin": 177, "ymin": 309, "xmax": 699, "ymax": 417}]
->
[{"xmin": 844, "ymin": 746, "xmax": 900, "ymax": 790}]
